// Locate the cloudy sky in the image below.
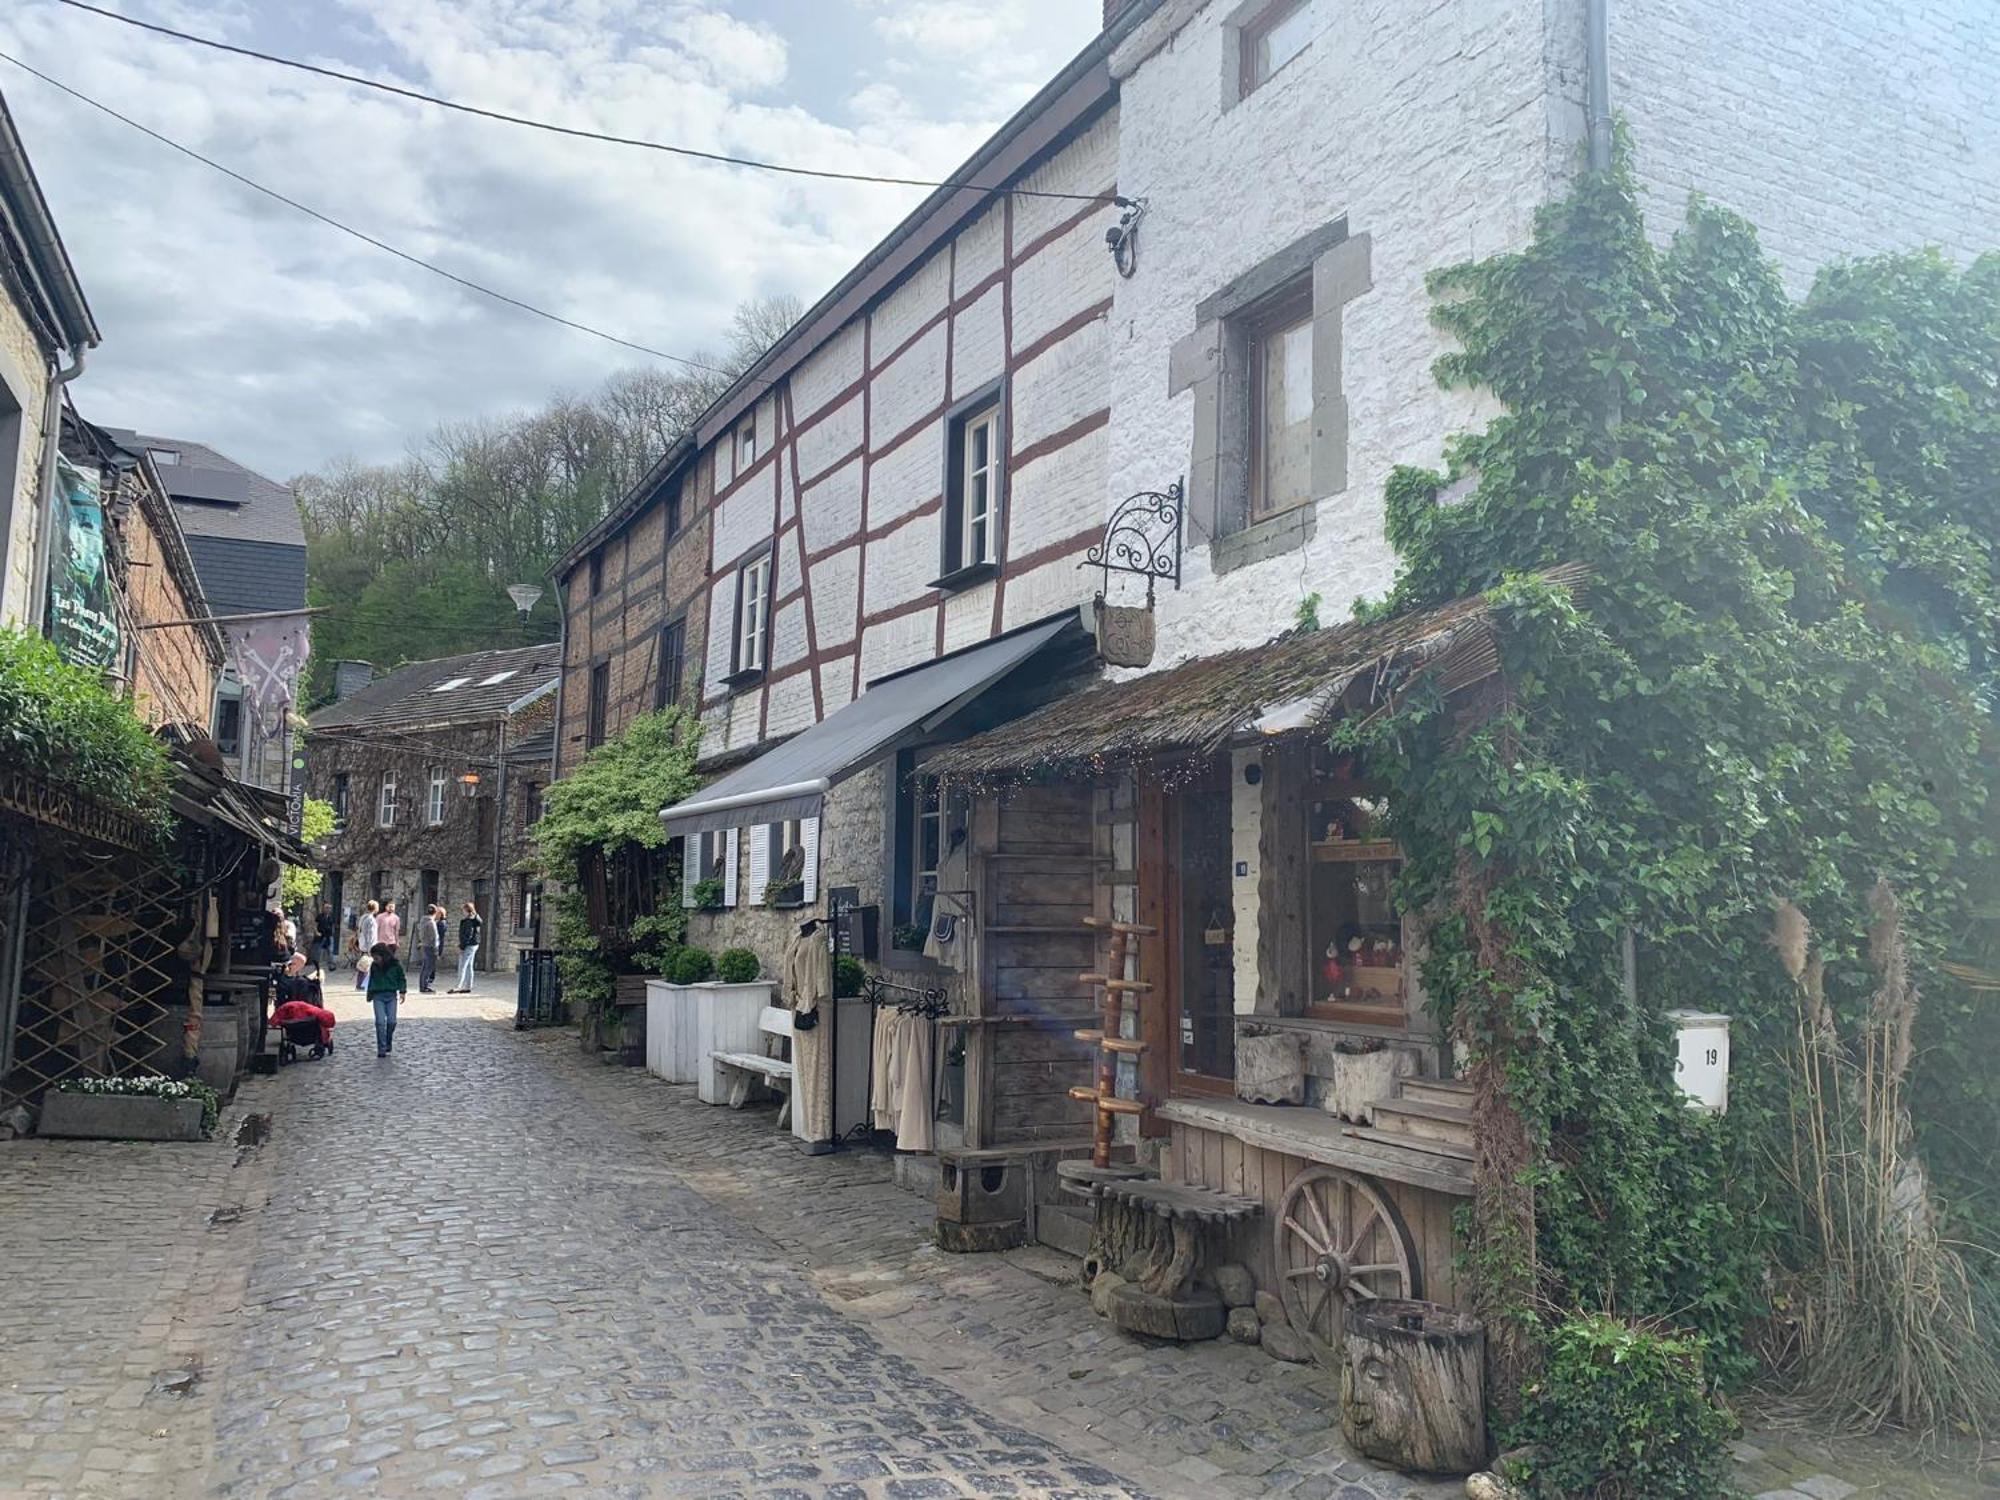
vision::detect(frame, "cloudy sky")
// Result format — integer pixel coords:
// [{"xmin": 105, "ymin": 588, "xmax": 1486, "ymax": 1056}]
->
[{"xmin": 0, "ymin": 0, "xmax": 1102, "ymax": 480}]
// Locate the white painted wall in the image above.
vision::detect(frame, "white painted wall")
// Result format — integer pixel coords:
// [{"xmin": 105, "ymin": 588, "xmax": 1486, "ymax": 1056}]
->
[{"xmin": 0, "ymin": 293, "xmax": 49, "ymax": 629}]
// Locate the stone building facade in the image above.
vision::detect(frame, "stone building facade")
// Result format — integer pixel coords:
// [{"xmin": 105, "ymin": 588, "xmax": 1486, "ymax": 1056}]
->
[{"xmin": 305, "ymin": 644, "xmax": 558, "ymax": 973}]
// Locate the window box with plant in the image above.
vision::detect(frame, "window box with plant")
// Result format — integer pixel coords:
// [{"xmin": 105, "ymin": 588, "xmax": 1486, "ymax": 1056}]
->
[{"xmin": 42, "ymin": 1075, "xmax": 221, "ymax": 1141}]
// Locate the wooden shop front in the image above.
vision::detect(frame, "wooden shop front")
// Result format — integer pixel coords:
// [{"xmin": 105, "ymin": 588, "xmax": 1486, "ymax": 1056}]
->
[{"xmin": 924, "ymin": 580, "xmax": 1577, "ymax": 1348}]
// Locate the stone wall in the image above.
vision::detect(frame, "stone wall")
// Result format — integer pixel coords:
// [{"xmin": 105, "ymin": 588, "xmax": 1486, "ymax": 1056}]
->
[{"xmin": 0, "ymin": 288, "xmax": 51, "ymax": 628}]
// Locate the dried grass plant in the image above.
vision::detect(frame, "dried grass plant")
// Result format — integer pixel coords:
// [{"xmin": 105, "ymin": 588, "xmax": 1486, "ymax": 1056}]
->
[{"xmin": 1769, "ymin": 883, "xmax": 2000, "ymax": 1437}]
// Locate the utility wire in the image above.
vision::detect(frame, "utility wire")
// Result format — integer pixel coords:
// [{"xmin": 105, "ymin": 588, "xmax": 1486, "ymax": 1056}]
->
[
  {"xmin": 0, "ymin": 48, "xmax": 759, "ymax": 381},
  {"xmin": 54, "ymin": 0, "xmax": 1124, "ymax": 207}
]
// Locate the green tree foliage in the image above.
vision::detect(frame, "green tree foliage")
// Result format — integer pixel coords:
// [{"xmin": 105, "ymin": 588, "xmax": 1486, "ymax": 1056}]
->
[
  {"xmin": 0, "ymin": 628, "xmax": 173, "ymax": 833},
  {"xmin": 533, "ymin": 709, "xmax": 704, "ymax": 1016},
  {"xmin": 282, "ymin": 797, "xmax": 337, "ymax": 908},
  {"xmin": 1343, "ymin": 138, "xmax": 1997, "ymax": 1414},
  {"xmin": 293, "ymin": 297, "xmax": 801, "ymax": 703}
]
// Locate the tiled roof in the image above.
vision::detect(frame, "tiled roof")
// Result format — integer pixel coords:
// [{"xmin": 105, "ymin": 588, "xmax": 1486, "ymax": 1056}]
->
[
  {"xmin": 183, "ymin": 536, "xmax": 307, "ymax": 616},
  {"xmin": 101, "ymin": 428, "xmax": 306, "ymax": 549},
  {"xmin": 308, "ymin": 643, "xmax": 561, "ymax": 732}
]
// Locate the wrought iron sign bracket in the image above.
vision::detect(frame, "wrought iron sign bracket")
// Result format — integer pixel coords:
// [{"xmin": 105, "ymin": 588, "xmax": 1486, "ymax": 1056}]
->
[{"xmin": 1083, "ymin": 478, "xmax": 1183, "ymax": 605}]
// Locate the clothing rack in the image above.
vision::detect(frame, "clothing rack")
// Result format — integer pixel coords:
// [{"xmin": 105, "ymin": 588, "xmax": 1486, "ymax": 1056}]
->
[{"xmin": 862, "ymin": 974, "xmax": 951, "ymax": 1017}]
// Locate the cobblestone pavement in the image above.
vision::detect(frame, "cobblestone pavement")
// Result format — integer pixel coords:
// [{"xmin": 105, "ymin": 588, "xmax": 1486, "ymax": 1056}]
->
[{"xmin": 2, "ymin": 973, "xmax": 1985, "ymax": 1499}]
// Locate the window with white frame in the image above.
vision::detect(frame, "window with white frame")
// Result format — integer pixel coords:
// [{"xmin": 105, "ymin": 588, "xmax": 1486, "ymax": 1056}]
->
[
  {"xmin": 426, "ymin": 765, "xmax": 447, "ymax": 826},
  {"xmin": 731, "ymin": 551, "xmax": 771, "ymax": 678},
  {"xmin": 377, "ymin": 771, "xmax": 398, "ymax": 827},
  {"xmin": 736, "ymin": 416, "xmax": 757, "ymax": 474},
  {"xmin": 938, "ymin": 386, "xmax": 1004, "ymax": 583}
]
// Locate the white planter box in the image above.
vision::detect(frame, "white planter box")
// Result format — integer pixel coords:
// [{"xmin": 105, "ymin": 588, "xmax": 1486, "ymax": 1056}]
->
[
  {"xmin": 647, "ymin": 979, "xmax": 774, "ymax": 1087},
  {"xmin": 695, "ymin": 981, "xmax": 777, "ymax": 1104}
]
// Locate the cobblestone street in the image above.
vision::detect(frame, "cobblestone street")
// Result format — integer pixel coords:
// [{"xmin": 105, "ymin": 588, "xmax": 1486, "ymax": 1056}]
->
[{"xmin": 0, "ymin": 979, "xmax": 1982, "ymax": 1499}]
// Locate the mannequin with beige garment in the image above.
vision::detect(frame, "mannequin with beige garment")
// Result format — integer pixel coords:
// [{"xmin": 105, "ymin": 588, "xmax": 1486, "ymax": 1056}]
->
[{"xmin": 782, "ymin": 916, "xmax": 834, "ymax": 1146}]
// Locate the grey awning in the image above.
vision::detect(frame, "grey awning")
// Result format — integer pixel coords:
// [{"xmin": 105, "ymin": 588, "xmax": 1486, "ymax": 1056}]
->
[{"xmin": 661, "ymin": 617, "xmax": 1072, "ymax": 838}]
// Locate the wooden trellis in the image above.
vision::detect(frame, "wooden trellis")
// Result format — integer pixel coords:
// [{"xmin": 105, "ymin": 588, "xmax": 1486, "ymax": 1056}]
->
[{"xmin": 0, "ymin": 812, "xmax": 210, "ymax": 1110}]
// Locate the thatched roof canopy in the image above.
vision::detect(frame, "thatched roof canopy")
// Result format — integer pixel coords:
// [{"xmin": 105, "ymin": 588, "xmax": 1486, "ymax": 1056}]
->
[{"xmin": 926, "ymin": 565, "xmax": 1586, "ymax": 786}]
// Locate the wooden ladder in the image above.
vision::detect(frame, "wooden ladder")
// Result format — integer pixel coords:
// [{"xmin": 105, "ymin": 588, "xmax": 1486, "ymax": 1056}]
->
[{"xmin": 1070, "ymin": 917, "xmax": 1158, "ymax": 1168}]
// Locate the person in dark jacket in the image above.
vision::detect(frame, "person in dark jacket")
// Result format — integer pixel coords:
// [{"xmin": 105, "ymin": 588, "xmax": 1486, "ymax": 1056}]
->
[
  {"xmin": 313, "ymin": 904, "xmax": 336, "ymax": 974},
  {"xmin": 365, "ymin": 942, "xmax": 407, "ymax": 1057},
  {"xmin": 450, "ymin": 903, "xmax": 482, "ymax": 993}
]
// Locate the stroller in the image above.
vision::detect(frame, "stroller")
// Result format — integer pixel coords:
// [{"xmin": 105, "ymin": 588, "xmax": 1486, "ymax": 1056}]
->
[{"xmin": 270, "ymin": 976, "xmax": 333, "ymax": 1065}]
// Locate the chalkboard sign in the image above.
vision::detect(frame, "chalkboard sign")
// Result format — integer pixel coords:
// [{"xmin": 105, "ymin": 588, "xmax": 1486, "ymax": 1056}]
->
[{"xmin": 826, "ymin": 886, "xmax": 879, "ymax": 961}]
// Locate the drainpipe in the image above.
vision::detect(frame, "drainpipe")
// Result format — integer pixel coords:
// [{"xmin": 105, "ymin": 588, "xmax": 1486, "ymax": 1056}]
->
[
  {"xmin": 1586, "ymin": 0, "xmax": 1614, "ymax": 172},
  {"xmin": 489, "ymin": 715, "xmax": 509, "ymax": 974},
  {"xmin": 24, "ymin": 345, "xmax": 87, "ymax": 634}
]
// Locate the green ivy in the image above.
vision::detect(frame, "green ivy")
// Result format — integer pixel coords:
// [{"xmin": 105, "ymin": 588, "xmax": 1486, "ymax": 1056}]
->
[
  {"xmin": 533, "ymin": 709, "xmax": 704, "ymax": 1016},
  {"xmin": 282, "ymin": 797, "xmax": 337, "ymax": 908},
  {"xmin": 0, "ymin": 628, "xmax": 173, "ymax": 835},
  {"xmin": 1343, "ymin": 133, "xmax": 1997, "ymax": 1391}
]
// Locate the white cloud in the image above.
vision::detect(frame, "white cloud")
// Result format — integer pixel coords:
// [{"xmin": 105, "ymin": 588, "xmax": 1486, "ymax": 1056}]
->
[{"xmin": 0, "ymin": 0, "xmax": 1098, "ymax": 478}]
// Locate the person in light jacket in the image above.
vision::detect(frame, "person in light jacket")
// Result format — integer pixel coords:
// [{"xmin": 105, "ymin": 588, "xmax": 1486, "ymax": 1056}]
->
[
  {"xmin": 450, "ymin": 902, "xmax": 482, "ymax": 993},
  {"xmin": 414, "ymin": 904, "xmax": 441, "ymax": 992},
  {"xmin": 353, "ymin": 900, "xmax": 380, "ymax": 991}
]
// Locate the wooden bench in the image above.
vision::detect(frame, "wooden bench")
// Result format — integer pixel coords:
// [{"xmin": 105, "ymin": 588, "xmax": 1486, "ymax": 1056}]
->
[{"xmin": 708, "ymin": 1006, "xmax": 794, "ymax": 1129}]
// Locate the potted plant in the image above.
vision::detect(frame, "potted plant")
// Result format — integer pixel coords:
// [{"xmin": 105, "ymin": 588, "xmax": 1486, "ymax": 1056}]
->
[
  {"xmin": 41, "ymin": 1075, "xmax": 220, "ymax": 1141},
  {"xmin": 716, "ymin": 948, "xmax": 761, "ymax": 984},
  {"xmin": 892, "ymin": 922, "xmax": 927, "ymax": 952},
  {"xmin": 834, "ymin": 955, "xmax": 867, "ymax": 999},
  {"xmin": 766, "ymin": 879, "xmax": 805, "ymax": 907}
]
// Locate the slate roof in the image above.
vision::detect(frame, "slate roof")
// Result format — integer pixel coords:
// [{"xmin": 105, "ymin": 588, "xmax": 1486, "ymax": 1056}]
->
[
  {"xmin": 101, "ymin": 429, "xmax": 306, "ymax": 549},
  {"xmin": 182, "ymin": 536, "xmax": 308, "ymax": 617},
  {"xmin": 308, "ymin": 643, "xmax": 561, "ymax": 732}
]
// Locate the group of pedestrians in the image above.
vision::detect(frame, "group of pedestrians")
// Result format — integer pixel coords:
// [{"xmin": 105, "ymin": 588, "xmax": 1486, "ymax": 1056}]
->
[{"xmin": 302, "ymin": 896, "xmax": 485, "ymax": 1058}]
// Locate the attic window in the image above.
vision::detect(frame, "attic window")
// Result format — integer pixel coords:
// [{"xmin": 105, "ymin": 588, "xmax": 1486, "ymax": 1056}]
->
[
  {"xmin": 431, "ymin": 677, "xmax": 470, "ymax": 692},
  {"xmin": 479, "ymin": 669, "xmax": 518, "ymax": 686}
]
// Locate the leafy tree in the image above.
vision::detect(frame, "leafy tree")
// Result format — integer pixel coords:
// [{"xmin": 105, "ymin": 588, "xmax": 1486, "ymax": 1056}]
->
[{"xmin": 282, "ymin": 797, "xmax": 337, "ymax": 908}]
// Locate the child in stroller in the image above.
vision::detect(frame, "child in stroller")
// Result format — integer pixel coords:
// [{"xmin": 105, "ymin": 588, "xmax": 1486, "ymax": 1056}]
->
[{"xmin": 268, "ymin": 954, "xmax": 337, "ymax": 1064}]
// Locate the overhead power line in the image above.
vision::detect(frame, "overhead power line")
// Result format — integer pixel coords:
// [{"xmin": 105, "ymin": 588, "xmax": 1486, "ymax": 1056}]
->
[
  {"xmin": 0, "ymin": 48, "xmax": 758, "ymax": 380},
  {"xmin": 54, "ymin": 0, "xmax": 1125, "ymax": 207}
]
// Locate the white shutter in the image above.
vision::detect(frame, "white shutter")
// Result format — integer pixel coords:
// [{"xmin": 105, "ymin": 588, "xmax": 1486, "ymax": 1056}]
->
[
  {"xmin": 723, "ymin": 828, "xmax": 740, "ymax": 907},
  {"xmin": 801, "ymin": 816, "xmax": 821, "ymax": 903},
  {"xmin": 746, "ymin": 824, "xmax": 771, "ymax": 907},
  {"xmin": 681, "ymin": 834, "xmax": 697, "ymax": 909}
]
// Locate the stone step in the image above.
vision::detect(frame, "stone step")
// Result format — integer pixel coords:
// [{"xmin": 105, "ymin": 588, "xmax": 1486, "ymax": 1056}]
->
[
  {"xmin": 1369, "ymin": 1096, "xmax": 1475, "ymax": 1149},
  {"xmin": 1398, "ymin": 1076, "xmax": 1476, "ymax": 1110},
  {"xmin": 1341, "ymin": 1123, "xmax": 1476, "ymax": 1163}
]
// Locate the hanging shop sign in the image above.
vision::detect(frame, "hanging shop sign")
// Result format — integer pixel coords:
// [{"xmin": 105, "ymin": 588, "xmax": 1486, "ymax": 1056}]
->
[{"xmin": 47, "ymin": 456, "xmax": 120, "ymax": 670}]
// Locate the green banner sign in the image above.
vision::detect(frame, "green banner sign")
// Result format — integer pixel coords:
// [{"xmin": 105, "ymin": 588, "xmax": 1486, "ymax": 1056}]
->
[{"xmin": 47, "ymin": 455, "xmax": 120, "ymax": 671}]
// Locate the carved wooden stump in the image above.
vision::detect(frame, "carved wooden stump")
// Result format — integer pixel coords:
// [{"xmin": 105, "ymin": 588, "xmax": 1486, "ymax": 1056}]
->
[
  {"xmin": 1339, "ymin": 1298, "xmax": 1486, "ymax": 1476},
  {"xmin": 1091, "ymin": 1179, "xmax": 1260, "ymax": 1343}
]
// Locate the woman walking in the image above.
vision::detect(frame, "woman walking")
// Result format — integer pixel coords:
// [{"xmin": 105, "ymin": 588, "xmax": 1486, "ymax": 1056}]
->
[
  {"xmin": 364, "ymin": 941, "xmax": 408, "ymax": 1057},
  {"xmin": 353, "ymin": 900, "xmax": 380, "ymax": 991},
  {"xmin": 451, "ymin": 901, "xmax": 482, "ymax": 993}
]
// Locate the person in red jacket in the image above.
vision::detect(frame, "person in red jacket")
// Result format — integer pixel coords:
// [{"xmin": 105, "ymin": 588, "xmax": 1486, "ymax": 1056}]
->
[{"xmin": 268, "ymin": 954, "xmax": 337, "ymax": 1049}]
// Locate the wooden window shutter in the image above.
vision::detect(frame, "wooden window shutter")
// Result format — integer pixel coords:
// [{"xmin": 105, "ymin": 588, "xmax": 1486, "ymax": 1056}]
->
[
  {"xmin": 800, "ymin": 815, "xmax": 821, "ymax": 904},
  {"xmin": 723, "ymin": 828, "xmax": 740, "ymax": 907},
  {"xmin": 746, "ymin": 824, "xmax": 771, "ymax": 907}
]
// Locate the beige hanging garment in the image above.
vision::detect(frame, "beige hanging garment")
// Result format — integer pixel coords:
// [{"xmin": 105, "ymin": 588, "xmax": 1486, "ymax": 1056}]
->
[
  {"xmin": 893, "ymin": 1013, "xmax": 936, "ymax": 1153},
  {"xmin": 872, "ymin": 1006, "xmax": 899, "ymax": 1131},
  {"xmin": 782, "ymin": 923, "xmax": 834, "ymax": 1143}
]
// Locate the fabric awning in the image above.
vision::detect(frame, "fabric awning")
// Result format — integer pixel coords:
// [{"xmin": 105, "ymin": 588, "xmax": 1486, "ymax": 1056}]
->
[{"xmin": 661, "ymin": 617, "xmax": 1073, "ymax": 838}]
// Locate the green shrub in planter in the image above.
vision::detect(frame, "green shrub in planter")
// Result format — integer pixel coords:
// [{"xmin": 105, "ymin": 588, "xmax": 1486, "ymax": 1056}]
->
[
  {"xmin": 1519, "ymin": 1314, "xmax": 1739, "ymax": 1500},
  {"xmin": 716, "ymin": 948, "xmax": 761, "ymax": 984},
  {"xmin": 833, "ymin": 955, "xmax": 867, "ymax": 998},
  {"xmin": 663, "ymin": 946, "xmax": 715, "ymax": 985}
]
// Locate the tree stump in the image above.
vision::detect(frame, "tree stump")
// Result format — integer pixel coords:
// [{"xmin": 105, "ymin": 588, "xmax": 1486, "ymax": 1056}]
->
[{"xmin": 1338, "ymin": 1298, "xmax": 1486, "ymax": 1476}]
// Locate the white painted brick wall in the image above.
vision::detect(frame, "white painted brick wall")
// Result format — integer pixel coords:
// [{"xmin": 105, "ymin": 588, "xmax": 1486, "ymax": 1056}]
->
[
  {"xmin": 818, "ymin": 656, "xmax": 856, "ymax": 713},
  {"xmin": 766, "ymin": 661, "xmax": 816, "ymax": 737},
  {"xmin": 871, "ymin": 252, "xmax": 952, "ymax": 359},
  {"xmin": 1010, "ymin": 316, "xmax": 1109, "ymax": 452},
  {"xmin": 1617, "ymin": 0, "xmax": 2000, "ymax": 288},
  {"xmin": 868, "ymin": 324, "xmax": 948, "ymax": 446},
  {"xmin": 1011, "ymin": 211, "xmax": 1117, "ymax": 350},
  {"xmin": 727, "ymin": 687, "xmax": 761, "ymax": 747},
  {"xmin": 951, "ymin": 286, "xmax": 1007, "ymax": 399},
  {"xmin": 859, "ymin": 611, "xmax": 933, "ymax": 683},
  {"xmin": 954, "ymin": 201, "xmax": 1008, "ymax": 292},
  {"xmin": 940, "ymin": 582, "xmax": 998, "ymax": 654},
  {"xmin": 1006, "ymin": 422, "xmax": 1108, "ymax": 560},
  {"xmin": 862, "ymin": 513, "xmax": 939, "ymax": 617},
  {"xmin": 809, "ymin": 544, "xmax": 860, "ymax": 648},
  {"xmin": 1012, "ymin": 111, "xmax": 1119, "ymax": 246},
  {"xmin": 771, "ymin": 599, "xmax": 808, "ymax": 672},
  {"xmin": 790, "ymin": 321, "xmax": 866, "ymax": 419},
  {"xmin": 862, "ymin": 419, "xmax": 943, "ymax": 531},
  {"xmin": 703, "ymin": 582, "xmax": 734, "ymax": 686},
  {"xmin": 793, "ymin": 393, "xmax": 863, "ymax": 483},
  {"xmin": 798, "ymin": 455, "xmax": 862, "ymax": 557},
  {"xmin": 1114, "ymin": 0, "xmax": 1551, "ymax": 667},
  {"xmin": 711, "ymin": 479, "xmax": 774, "ymax": 568},
  {"xmin": 999, "ymin": 556, "xmax": 1092, "ymax": 634}
]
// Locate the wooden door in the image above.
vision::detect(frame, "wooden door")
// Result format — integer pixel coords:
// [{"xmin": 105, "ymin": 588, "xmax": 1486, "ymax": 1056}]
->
[{"xmin": 1142, "ymin": 765, "xmax": 1236, "ymax": 1097}]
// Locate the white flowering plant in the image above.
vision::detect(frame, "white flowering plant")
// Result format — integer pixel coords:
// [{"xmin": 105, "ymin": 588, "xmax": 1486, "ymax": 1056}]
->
[{"xmin": 54, "ymin": 1074, "xmax": 221, "ymax": 1137}]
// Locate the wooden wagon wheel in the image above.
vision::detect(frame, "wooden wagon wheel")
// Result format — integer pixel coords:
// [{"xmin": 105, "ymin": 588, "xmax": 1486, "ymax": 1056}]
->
[{"xmin": 1273, "ymin": 1165, "xmax": 1421, "ymax": 1348}]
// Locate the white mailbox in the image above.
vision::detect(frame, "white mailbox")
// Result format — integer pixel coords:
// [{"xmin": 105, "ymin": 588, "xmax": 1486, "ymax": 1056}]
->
[{"xmin": 1666, "ymin": 1010, "xmax": 1731, "ymax": 1113}]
